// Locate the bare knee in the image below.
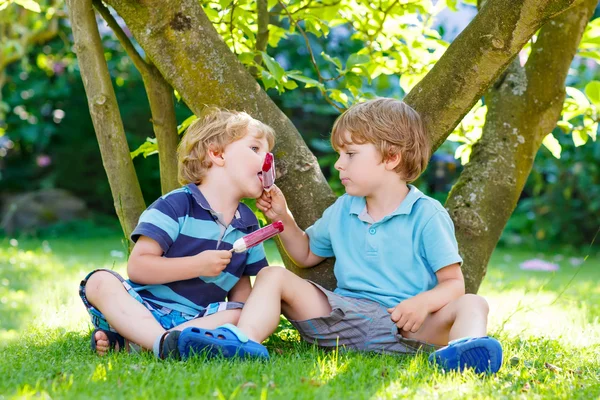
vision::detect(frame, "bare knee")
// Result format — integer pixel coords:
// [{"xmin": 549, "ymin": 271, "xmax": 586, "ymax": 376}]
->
[
  {"xmin": 458, "ymin": 294, "xmax": 489, "ymax": 316},
  {"xmin": 227, "ymin": 309, "xmax": 242, "ymax": 325},
  {"xmin": 255, "ymin": 266, "xmax": 290, "ymax": 284},
  {"xmin": 85, "ymin": 271, "xmax": 123, "ymax": 306}
]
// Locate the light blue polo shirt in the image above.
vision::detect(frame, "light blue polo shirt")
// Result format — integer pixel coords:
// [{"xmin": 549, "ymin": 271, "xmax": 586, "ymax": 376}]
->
[{"xmin": 306, "ymin": 185, "xmax": 463, "ymax": 308}]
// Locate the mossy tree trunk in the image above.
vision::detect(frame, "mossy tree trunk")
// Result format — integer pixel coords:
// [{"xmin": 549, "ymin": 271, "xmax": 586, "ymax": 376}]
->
[
  {"xmin": 75, "ymin": 0, "xmax": 590, "ymax": 290},
  {"xmin": 66, "ymin": 0, "xmax": 146, "ymax": 243},
  {"xmin": 104, "ymin": 0, "xmax": 339, "ymax": 288},
  {"xmin": 93, "ymin": 0, "xmax": 180, "ymax": 195},
  {"xmin": 446, "ymin": 0, "xmax": 598, "ymax": 293}
]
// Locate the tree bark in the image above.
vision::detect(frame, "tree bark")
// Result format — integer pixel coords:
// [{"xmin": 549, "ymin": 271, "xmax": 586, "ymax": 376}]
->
[
  {"xmin": 66, "ymin": 0, "xmax": 146, "ymax": 243},
  {"xmin": 99, "ymin": 0, "xmax": 588, "ymax": 290},
  {"xmin": 404, "ymin": 0, "xmax": 581, "ymax": 152},
  {"xmin": 93, "ymin": 0, "xmax": 180, "ymax": 195},
  {"xmin": 104, "ymin": 0, "xmax": 339, "ymax": 288},
  {"xmin": 446, "ymin": 0, "xmax": 597, "ymax": 293}
]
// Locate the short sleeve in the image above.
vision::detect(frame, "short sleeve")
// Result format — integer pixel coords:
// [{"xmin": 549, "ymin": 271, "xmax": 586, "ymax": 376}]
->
[
  {"xmin": 130, "ymin": 198, "xmax": 181, "ymax": 254},
  {"xmin": 305, "ymin": 203, "xmax": 336, "ymax": 258},
  {"xmin": 244, "ymin": 242, "xmax": 269, "ymax": 275},
  {"xmin": 420, "ymin": 210, "xmax": 463, "ymax": 273}
]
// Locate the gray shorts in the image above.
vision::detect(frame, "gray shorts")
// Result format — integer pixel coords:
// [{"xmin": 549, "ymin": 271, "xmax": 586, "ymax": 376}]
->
[{"xmin": 288, "ymin": 282, "xmax": 442, "ymax": 355}]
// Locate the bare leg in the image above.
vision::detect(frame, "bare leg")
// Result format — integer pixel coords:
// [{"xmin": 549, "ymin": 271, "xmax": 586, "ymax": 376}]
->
[
  {"xmin": 402, "ymin": 294, "xmax": 490, "ymax": 346},
  {"xmin": 85, "ymin": 271, "xmax": 165, "ymax": 352},
  {"xmin": 173, "ymin": 309, "xmax": 242, "ymax": 330},
  {"xmin": 236, "ymin": 267, "xmax": 332, "ymax": 343},
  {"xmin": 88, "ymin": 271, "xmax": 245, "ymax": 355}
]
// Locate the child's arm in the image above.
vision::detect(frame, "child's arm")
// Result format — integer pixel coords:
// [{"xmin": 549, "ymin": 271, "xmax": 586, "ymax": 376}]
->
[
  {"xmin": 256, "ymin": 185, "xmax": 325, "ymax": 268},
  {"xmin": 388, "ymin": 263, "xmax": 464, "ymax": 333},
  {"xmin": 127, "ymin": 236, "xmax": 233, "ymax": 284},
  {"xmin": 228, "ymin": 276, "xmax": 252, "ymax": 302}
]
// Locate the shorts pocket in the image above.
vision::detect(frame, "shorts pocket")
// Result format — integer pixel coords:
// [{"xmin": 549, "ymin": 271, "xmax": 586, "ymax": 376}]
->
[{"xmin": 321, "ymin": 307, "xmax": 346, "ymax": 327}]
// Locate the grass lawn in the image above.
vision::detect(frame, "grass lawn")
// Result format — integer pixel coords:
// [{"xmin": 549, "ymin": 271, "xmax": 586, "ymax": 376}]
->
[{"xmin": 1, "ymin": 231, "xmax": 599, "ymax": 399}]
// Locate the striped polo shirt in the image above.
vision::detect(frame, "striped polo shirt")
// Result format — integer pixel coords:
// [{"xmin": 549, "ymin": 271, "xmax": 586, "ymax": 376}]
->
[{"xmin": 128, "ymin": 183, "xmax": 268, "ymax": 316}]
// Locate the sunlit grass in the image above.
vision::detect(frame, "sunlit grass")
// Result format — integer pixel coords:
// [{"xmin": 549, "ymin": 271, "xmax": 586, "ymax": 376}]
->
[{"xmin": 1, "ymin": 232, "xmax": 599, "ymax": 399}]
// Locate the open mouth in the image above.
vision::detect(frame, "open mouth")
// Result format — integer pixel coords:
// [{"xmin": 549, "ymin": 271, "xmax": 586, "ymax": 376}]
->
[{"xmin": 257, "ymin": 171, "xmax": 263, "ymax": 183}]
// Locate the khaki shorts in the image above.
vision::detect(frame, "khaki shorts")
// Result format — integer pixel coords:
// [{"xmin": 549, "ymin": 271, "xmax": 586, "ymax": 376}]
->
[{"xmin": 288, "ymin": 281, "xmax": 442, "ymax": 355}]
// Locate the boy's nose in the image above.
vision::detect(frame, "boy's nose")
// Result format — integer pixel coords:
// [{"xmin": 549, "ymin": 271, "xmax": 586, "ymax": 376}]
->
[{"xmin": 334, "ymin": 159, "xmax": 343, "ymax": 171}]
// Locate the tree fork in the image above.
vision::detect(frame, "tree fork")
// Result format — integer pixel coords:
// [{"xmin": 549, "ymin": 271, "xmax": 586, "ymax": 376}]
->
[
  {"xmin": 446, "ymin": 0, "xmax": 597, "ymax": 293},
  {"xmin": 93, "ymin": 0, "xmax": 180, "ymax": 194}
]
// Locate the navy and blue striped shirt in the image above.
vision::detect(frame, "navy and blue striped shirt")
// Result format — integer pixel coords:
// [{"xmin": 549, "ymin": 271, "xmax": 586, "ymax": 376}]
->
[{"xmin": 128, "ymin": 184, "xmax": 268, "ymax": 316}]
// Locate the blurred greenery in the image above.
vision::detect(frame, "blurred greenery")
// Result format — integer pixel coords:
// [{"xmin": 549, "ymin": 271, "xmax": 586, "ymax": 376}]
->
[{"xmin": 0, "ymin": 0, "xmax": 599, "ymax": 249}]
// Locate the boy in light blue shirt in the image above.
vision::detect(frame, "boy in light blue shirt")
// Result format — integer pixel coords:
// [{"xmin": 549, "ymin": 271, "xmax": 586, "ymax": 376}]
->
[{"xmin": 189, "ymin": 98, "xmax": 503, "ymax": 373}]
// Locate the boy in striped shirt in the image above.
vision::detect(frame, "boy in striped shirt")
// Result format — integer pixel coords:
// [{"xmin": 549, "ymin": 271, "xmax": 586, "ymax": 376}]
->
[{"xmin": 79, "ymin": 108, "xmax": 274, "ymax": 359}]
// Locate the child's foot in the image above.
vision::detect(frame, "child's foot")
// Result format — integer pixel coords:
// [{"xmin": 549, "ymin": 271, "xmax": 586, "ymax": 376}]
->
[
  {"xmin": 91, "ymin": 328, "xmax": 127, "ymax": 356},
  {"xmin": 177, "ymin": 324, "xmax": 269, "ymax": 360},
  {"xmin": 429, "ymin": 336, "xmax": 503, "ymax": 374}
]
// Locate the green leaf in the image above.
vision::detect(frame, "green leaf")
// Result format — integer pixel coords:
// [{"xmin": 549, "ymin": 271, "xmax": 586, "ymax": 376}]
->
[
  {"xmin": 346, "ymin": 53, "xmax": 370, "ymax": 70},
  {"xmin": 287, "ymin": 72, "xmax": 324, "ymax": 89},
  {"xmin": 577, "ymin": 50, "xmax": 600, "ymax": 62},
  {"xmin": 321, "ymin": 52, "xmax": 342, "ymax": 70},
  {"xmin": 260, "ymin": 70, "xmax": 277, "ymax": 91},
  {"xmin": 542, "ymin": 133, "xmax": 562, "ymax": 159},
  {"xmin": 130, "ymin": 138, "xmax": 158, "ymax": 159},
  {"xmin": 261, "ymin": 52, "xmax": 285, "ymax": 81},
  {"xmin": 446, "ymin": 0, "xmax": 458, "ymax": 11},
  {"xmin": 14, "ymin": 0, "xmax": 41, "ymax": 12},
  {"xmin": 177, "ymin": 115, "xmax": 197, "ymax": 135},
  {"xmin": 585, "ymin": 81, "xmax": 600, "ymax": 108},
  {"xmin": 572, "ymin": 129, "xmax": 588, "ymax": 147},
  {"xmin": 328, "ymin": 89, "xmax": 350, "ymax": 107},
  {"xmin": 566, "ymin": 87, "xmax": 590, "ymax": 109},
  {"xmin": 283, "ymin": 79, "xmax": 298, "ymax": 90},
  {"xmin": 556, "ymin": 121, "xmax": 573, "ymax": 133}
]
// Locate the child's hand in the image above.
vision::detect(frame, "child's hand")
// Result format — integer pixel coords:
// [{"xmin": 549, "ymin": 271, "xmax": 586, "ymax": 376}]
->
[
  {"xmin": 387, "ymin": 297, "xmax": 429, "ymax": 333},
  {"xmin": 195, "ymin": 250, "xmax": 232, "ymax": 277},
  {"xmin": 256, "ymin": 184, "xmax": 290, "ymax": 222}
]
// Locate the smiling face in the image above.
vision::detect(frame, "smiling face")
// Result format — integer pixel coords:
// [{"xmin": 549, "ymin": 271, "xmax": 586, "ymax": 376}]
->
[
  {"xmin": 222, "ymin": 125, "xmax": 272, "ymax": 199},
  {"xmin": 333, "ymin": 131, "xmax": 392, "ymax": 197}
]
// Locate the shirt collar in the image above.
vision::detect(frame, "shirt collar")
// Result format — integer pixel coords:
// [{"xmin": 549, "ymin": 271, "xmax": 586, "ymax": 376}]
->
[
  {"xmin": 349, "ymin": 184, "xmax": 424, "ymax": 218},
  {"xmin": 186, "ymin": 183, "xmax": 256, "ymax": 230}
]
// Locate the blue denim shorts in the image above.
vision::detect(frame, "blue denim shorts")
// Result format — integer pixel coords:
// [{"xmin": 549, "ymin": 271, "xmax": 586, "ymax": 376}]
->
[{"xmin": 79, "ymin": 269, "xmax": 243, "ymax": 333}]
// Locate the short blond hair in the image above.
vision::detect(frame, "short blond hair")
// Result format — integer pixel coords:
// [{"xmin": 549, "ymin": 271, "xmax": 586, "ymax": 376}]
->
[
  {"xmin": 331, "ymin": 98, "xmax": 430, "ymax": 182},
  {"xmin": 177, "ymin": 107, "xmax": 275, "ymax": 185}
]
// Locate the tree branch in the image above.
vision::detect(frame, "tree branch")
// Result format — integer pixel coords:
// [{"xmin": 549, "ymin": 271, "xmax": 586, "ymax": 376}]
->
[
  {"xmin": 446, "ymin": 0, "xmax": 597, "ymax": 293},
  {"xmin": 65, "ymin": 0, "xmax": 146, "ymax": 243},
  {"xmin": 92, "ymin": 0, "xmax": 149, "ymax": 75},
  {"xmin": 277, "ymin": 0, "xmax": 344, "ymax": 112},
  {"xmin": 404, "ymin": 0, "xmax": 581, "ymax": 152},
  {"xmin": 93, "ymin": 0, "xmax": 180, "ymax": 193}
]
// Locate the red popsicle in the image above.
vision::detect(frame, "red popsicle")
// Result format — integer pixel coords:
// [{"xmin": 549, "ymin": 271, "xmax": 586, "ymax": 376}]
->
[
  {"xmin": 262, "ymin": 152, "xmax": 276, "ymax": 191},
  {"xmin": 231, "ymin": 221, "xmax": 284, "ymax": 253}
]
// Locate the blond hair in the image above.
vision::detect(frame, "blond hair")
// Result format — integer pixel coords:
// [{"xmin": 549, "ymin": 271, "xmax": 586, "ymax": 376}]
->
[
  {"xmin": 331, "ymin": 98, "xmax": 430, "ymax": 182},
  {"xmin": 177, "ymin": 107, "xmax": 275, "ymax": 185}
]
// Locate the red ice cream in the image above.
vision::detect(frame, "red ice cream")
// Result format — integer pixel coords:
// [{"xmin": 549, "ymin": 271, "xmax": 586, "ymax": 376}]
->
[{"xmin": 231, "ymin": 221, "xmax": 284, "ymax": 253}]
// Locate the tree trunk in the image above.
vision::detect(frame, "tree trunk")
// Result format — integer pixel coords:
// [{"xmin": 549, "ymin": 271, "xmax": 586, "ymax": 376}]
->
[
  {"xmin": 104, "ymin": 0, "xmax": 339, "ymax": 288},
  {"xmin": 99, "ymin": 0, "xmax": 585, "ymax": 290},
  {"xmin": 93, "ymin": 0, "xmax": 180, "ymax": 195},
  {"xmin": 66, "ymin": 0, "xmax": 146, "ymax": 243},
  {"xmin": 446, "ymin": 0, "xmax": 597, "ymax": 293},
  {"xmin": 404, "ymin": 0, "xmax": 581, "ymax": 152},
  {"xmin": 144, "ymin": 64, "xmax": 180, "ymax": 195}
]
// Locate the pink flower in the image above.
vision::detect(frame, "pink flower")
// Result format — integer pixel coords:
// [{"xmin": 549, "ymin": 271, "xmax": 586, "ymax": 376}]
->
[{"xmin": 36, "ymin": 155, "xmax": 52, "ymax": 168}]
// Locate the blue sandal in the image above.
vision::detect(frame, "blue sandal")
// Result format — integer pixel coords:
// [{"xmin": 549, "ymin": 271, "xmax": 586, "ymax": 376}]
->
[
  {"xmin": 429, "ymin": 336, "xmax": 503, "ymax": 374},
  {"xmin": 177, "ymin": 324, "xmax": 269, "ymax": 360},
  {"xmin": 90, "ymin": 328, "xmax": 125, "ymax": 353}
]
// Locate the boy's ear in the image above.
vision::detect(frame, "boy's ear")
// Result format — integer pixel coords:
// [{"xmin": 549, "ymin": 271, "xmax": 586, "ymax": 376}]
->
[
  {"xmin": 207, "ymin": 145, "xmax": 226, "ymax": 167},
  {"xmin": 384, "ymin": 152, "xmax": 401, "ymax": 171}
]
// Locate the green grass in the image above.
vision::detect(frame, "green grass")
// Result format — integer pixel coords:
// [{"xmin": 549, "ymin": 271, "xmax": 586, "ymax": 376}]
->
[{"xmin": 1, "ymin": 232, "xmax": 599, "ymax": 399}]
